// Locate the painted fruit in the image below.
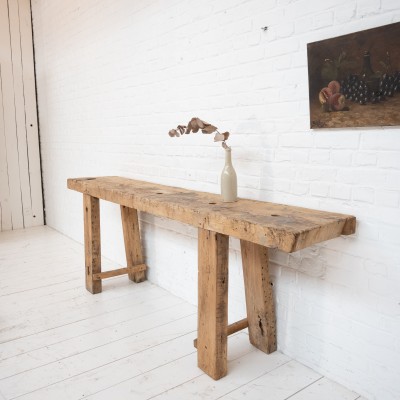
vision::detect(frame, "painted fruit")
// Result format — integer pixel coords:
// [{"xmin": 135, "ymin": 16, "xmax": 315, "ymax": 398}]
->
[{"xmin": 329, "ymin": 93, "xmax": 346, "ymax": 111}]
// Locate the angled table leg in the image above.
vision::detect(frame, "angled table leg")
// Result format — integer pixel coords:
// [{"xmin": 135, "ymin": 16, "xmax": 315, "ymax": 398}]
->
[
  {"xmin": 240, "ymin": 240, "xmax": 277, "ymax": 353},
  {"xmin": 120, "ymin": 205, "xmax": 146, "ymax": 283},
  {"xmin": 197, "ymin": 228, "xmax": 229, "ymax": 380},
  {"xmin": 83, "ymin": 194, "xmax": 102, "ymax": 294}
]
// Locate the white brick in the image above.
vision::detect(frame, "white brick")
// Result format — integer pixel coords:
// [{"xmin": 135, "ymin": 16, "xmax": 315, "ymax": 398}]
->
[
  {"xmin": 364, "ymin": 260, "xmax": 387, "ymax": 277},
  {"xmin": 265, "ymin": 36, "xmax": 299, "ymax": 57},
  {"xmin": 31, "ymin": 2, "xmax": 400, "ymax": 400},
  {"xmin": 369, "ymin": 275, "xmax": 400, "ymax": 299},
  {"xmin": 356, "ymin": 0, "xmax": 381, "ymax": 17},
  {"xmin": 334, "ymin": 4, "xmax": 357, "ymax": 24},
  {"xmin": 309, "ymin": 149, "xmax": 330, "ymax": 164},
  {"xmin": 354, "ymin": 152, "xmax": 377, "ymax": 166},
  {"xmin": 275, "ymin": 149, "xmax": 293, "ymax": 162},
  {"xmin": 337, "ymin": 169, "xmax": 387, "ymax": 186},
  {"xmin": 294, "ymin": 15, "xmax": 314, "ymax": 34},
  {"xmin": 361, "ymin": 131, "xmax": 400, "ymax": 151},
  {"xmin": 352, "ymin": 187, "xmax": 375, "ymax": 203},
  {"xmin": 378, "ymin": 152, "xmax": 400, "ymax": 169},
  {"xmin": 291, "ymin": 149, "xmax": 309, "ymax": 163},
  {"xmin": 276, "ymin": 22, "xmax": 295, "ymax": 38},
  {"xmin": 280, "ymin": 133, "xmax": 314, "ymax": 148},
  {"xmin": 313, "ymin": 10, "xmax": 334, "ymax": 30},
  {"xmin": 384, "ymin": 171, "xmax": 400, "ymax": 190},
  {"xmin": 292, "ymin": 182, "xmax": 309, "ymax": 195},
  {"xmin": 380, "ymin": 224, "xmax": 400, "ymax": 246},
  {"xmin": 352, "ymin": 321, "xmax": 397, "ymax": 350},
  {"xmin": 299, "ymin": 167, "xmax": 336, "ymax": 181},
  {"xmin": 331, "ymin": 150, "xmax": 353, "ymax": 166},
  {"xmin": 316, "ymin": 132, "xmax": 360, "ymax": 149},
  {"xmin": 273, "ymin": 54, "xmax": 293, "ymax": 71},
  {"xmin": 330, "ymin": 184, "xmax": 351, "ymax": 200},
  {"xmin": 310, "ymin": 182, "xmax": 330, "ymax": 197},
  {"xmin": 381, "ymin": 0, "xmax": 400, "ymax": 11},
  {"xmin": 376, "ymin": 190, "xmax": 400, "ymax": 208}
]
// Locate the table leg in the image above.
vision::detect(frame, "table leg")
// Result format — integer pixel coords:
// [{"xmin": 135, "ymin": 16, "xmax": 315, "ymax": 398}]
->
[
  {"xmin": 240, "ymin": 240, "xmax": 277, "ymax": 353},
  {"xmin": 197, "ymin": 228, "xmax": 229, "ymax": 380},
  {"xmin": 120, "ymin": 205, "xmax": 146, "ymax": 283},
  {"xmin": 84, "ymin": 194, "xmax": 102, "ymax": 294}
]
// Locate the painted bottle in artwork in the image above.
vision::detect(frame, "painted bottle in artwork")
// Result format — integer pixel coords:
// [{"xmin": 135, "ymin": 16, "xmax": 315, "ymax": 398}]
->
[{"xmin": 361, "ymin": 51, "xmax": 380, "ymax": 93}]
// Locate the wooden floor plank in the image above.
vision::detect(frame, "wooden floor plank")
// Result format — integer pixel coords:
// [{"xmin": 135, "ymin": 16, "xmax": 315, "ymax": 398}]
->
[
  {"xmin": 288, "ymin": 377, "xmax": 360, "ymax": 400},
  {"xmin": 13, "ymin": 332, "xmax": 197, "ymax": 400},
  {"xmin": 149, "ymin": 347, "xmax": 290, "ymax": 400},
  {"xmin": 219, "ymin": 360, "xmax": 322, "ymax": 400},
  {"xmin": 0, "ymin": 226, "xmax": 360, "ymax": 400},
  {"xmin": 87, "ymin": 353, "xmax": 202, "ymax": 400},
  {"xmin": 0, "ymin": 284, "xmax": 171, "ymax": 343},
  {"xmin": 0, "ymin": 298, "xmax": 166, "ymax": 362},
  {"xmin": 0, "ymin": 314, "xmax": 197, "ymax": 399},
  {"xmin": 0, "ymin": 301, "xmax": 194, "ymax": 378},
  {"xmin": 0, "ymin": 262, "xmax": 152, "ymax": 312},
  {"xmin": 0, "ymin": 281, "xmax": 164, "ymax": 328},
  {"xmin": 0, "ymin": 290, "xmax": 174, "ymax": 359},
  {"xmin": 0, "ymin": 287, "xmax": 186, "ymax": 360}
]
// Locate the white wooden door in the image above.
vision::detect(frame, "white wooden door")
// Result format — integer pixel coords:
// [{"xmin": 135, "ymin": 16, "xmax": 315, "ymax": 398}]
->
[{"xmin": 0, "ymin": 0, "xmax": 43, "ymax": 231}]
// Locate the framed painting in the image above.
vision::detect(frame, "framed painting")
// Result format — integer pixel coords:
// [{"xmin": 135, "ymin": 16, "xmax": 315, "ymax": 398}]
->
[{"xmin": 307, "ymin": 22, "xmax": 400, "ymax": 129}]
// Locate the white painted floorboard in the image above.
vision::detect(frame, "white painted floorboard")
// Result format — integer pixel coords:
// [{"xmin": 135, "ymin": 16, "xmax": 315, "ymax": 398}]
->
[{"xmin": 0, "ymin": 226, "xmax": 362, "ymax": 400}]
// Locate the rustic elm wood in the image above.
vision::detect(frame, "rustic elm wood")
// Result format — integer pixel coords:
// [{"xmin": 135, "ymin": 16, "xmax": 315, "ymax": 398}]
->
[
  {"xmin": 68, "ymin": 176, "xmax": 356, "ymax": 380},
  {"xmin": 240, "ymin": 241, "xmax": 276, "ymax": 353},
  {"xmin": 193, "ymin": 318, "xmax": 249, "ymax": 349},
  {"xmin": 83, "ymin": 194, "xmax": 102, "ymax": 294},
  {"xmin": 92, "ymin": 264, "xmax": 146, "ymax": 281},
  {"xmin": 197, "ymin": 229, "xmax": 229, "ymax": 379},
  {"xmin": 120, "ymin": 205, "xmax": 146, "ymax": 283}
]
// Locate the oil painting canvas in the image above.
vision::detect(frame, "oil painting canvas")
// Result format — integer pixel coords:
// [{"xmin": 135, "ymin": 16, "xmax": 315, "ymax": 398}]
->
[{"xmin": 307, "ymin": 22, "xmax": 400, "ymax": 129}]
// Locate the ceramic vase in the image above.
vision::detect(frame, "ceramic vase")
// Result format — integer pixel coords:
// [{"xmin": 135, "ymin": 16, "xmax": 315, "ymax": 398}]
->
[{"xmin": 221, "ymin": 147, "xmax": 237, "ymax": 202}]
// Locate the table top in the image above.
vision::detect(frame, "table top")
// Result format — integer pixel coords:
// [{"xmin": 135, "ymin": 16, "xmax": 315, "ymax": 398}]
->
[{"xmin": 67, "ymin": 176, "xmax": 356, "ymax": 253}]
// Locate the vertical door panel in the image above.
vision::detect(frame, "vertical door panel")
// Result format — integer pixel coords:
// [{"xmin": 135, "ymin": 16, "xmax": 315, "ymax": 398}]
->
[
  {"xmin": 8, "ymin": 0, "xmax": 33, "ymax": 226},
  {"xmin": 0, "ymin": 0, "xmax": 24, "ymax": 230},
  {"xmin": 0, "ymin": 66, "xmax": 13, "ymax": 231},
  {"xmin": 17, "ymin": 0, "xmax": 44, "ymax": 226},
  {"xmin": 0, "ymin": 0, "xmax": 43, "ymax": 231}
]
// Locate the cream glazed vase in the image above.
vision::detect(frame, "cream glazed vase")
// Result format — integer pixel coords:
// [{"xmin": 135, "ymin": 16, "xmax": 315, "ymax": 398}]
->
[{"xmin": 221, "ymin": 147, "xmax": 237, "ymax": 202}]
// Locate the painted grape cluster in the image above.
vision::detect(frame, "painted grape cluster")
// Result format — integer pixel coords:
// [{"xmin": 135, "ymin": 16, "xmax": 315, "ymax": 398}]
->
[{"xmin": 340, "ymin": 71, "xmax": 400, "ymax": 105}]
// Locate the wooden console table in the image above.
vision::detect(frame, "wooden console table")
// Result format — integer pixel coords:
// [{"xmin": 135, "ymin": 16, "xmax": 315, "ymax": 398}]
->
[{"xmin": 67, "ymin": 176, "xmax": 356, "ymax": 380}]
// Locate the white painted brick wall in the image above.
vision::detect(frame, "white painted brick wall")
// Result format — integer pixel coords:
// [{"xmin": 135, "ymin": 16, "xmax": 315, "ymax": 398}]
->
[{"xmin": 31, "ymin": 1, "xmax": 400, "ymax": 399}]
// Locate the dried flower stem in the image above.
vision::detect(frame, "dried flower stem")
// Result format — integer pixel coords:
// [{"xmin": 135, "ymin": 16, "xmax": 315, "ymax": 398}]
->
[{"xmin": 168, "ymin": 117, "xmax": 230, "ymax": 149}]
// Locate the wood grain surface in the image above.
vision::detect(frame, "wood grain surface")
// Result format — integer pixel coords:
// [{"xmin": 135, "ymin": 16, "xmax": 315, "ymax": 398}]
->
[
  {"xmin": 68, "ymin": 176, "xmax": 356, "ymax": 253},
  {"xmin": 240, "ymin": 240, "xmax": 276, "ymax": 353},
  {"xmin": 197, "ymin": 229, "xmax": 229, "ymax": 379},
  {"xmin": 83, "ymin": 194, "xmax": 102, "ymax": 294}
]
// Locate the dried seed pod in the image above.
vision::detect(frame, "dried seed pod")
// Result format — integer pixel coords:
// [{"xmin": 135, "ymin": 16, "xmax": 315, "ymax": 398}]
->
[
  {"xmin": 195, "ymin": 118, "xmax": 205, "ymax": 129},
  {"xmin": 177, "ymin": 125, "xmax": 186, "ymax": 135},
  {"xmin": 168, "ymin": 117, "xmax": 229, "ymax": 148},
  {"xmin": 201, "ymin": 124, "xmax": 218, "ymax": 134},
  {"xmin": 214, "ymin": 132, "xmax": 225, "ymax": 142},
  {"xmin": 221, "ymin": 131, "xmax": 229, "ymax": 141},
  {"xmin": 189, "ymin": 118, "xmax": 199, "ymax": 133}
]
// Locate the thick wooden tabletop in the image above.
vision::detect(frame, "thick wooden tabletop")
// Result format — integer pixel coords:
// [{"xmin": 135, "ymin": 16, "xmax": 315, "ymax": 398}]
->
[{"xmin": 67, "ymin": 176, "xmax": 356, "ymax": 253}]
